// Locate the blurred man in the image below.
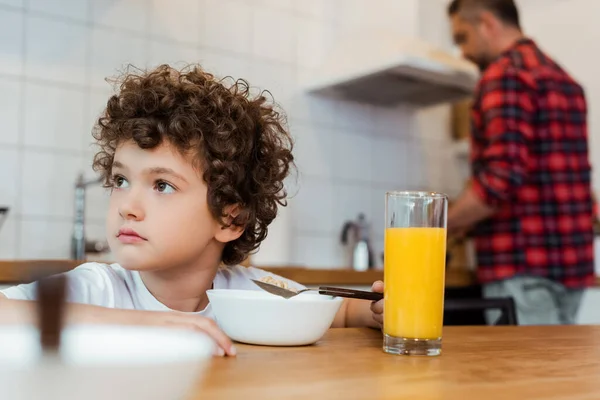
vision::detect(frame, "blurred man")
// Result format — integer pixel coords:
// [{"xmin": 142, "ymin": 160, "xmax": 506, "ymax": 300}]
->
[{"xmin": 447, "ymin": 0, "xmax": 594, "ymax": 325}]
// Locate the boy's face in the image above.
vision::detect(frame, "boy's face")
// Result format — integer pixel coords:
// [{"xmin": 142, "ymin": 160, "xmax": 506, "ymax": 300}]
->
[{"xmin": 106, "ymin": 140, "xmax": 242, "ymax": 271}]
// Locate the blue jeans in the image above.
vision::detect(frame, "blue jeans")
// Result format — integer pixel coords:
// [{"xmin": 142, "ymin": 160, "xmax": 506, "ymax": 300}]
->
[{"xmin": 483, "ymin": 276, "xmax": 584, "ymax": 325}]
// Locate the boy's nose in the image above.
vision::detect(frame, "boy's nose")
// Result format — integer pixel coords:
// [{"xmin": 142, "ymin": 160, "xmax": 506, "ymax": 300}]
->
[{"xmin": 118, "ymin": 192, "xmax": 145, "ymax": 221}]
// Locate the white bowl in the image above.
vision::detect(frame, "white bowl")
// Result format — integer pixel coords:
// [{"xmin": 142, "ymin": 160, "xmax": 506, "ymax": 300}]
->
[
  {"xmin": 0, "ymin": 325, "xmax": 214, "ymax": 400},
  {"xmin": 207, "ymin": 289, "xmax": 343, "ymax": 346}
]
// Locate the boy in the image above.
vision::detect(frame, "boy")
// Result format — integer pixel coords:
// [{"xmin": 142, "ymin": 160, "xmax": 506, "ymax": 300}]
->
[{"xmin": 0, "ymin": 65, "xmax": 384, "ymax": 356}]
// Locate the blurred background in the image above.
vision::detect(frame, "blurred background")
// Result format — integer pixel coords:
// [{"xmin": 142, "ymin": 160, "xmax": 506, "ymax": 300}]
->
[
  {"xmin": 0, "ymin": 0, "xmax": 600, "ymax": 321},
  {"xmin": 0, "ymin": 0, "xmax": 465, "ymax": 264}
]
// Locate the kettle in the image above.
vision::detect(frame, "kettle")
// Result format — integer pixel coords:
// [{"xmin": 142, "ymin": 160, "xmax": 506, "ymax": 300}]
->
[{"xmin": 341, "ymin": 213, "xmax": 375, "ymax": 271}]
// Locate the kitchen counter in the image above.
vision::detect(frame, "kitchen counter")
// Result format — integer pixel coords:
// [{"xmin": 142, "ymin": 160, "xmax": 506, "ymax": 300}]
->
[
  {"xmin": 263, "ymin": 267, "xmax": 474, "ymax": 287},
  {"xmin": 0, "ymin": 260, "xmax": 80, "ymax": 284},
  {"xmin": 0, "ymin": 260, "xmax": 474, "ymax": 287},
  {"xmin": 196, "ymin": 326, "xmax": 600, "ymax": 399},
  {"xmin": 5, "ymin": 260, "xmax": 600, "ymax": 289}
]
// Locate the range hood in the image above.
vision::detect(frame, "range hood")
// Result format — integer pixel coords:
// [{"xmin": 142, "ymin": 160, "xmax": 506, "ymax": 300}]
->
[{"xmin": 306, "ymin": 35, "xmax": 479, "ymax": 107}]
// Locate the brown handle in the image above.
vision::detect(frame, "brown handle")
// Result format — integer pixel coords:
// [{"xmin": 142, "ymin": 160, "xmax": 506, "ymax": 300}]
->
[{"xmin": 318, "ymin": 286, "xmax": 383, "ymax": 302}]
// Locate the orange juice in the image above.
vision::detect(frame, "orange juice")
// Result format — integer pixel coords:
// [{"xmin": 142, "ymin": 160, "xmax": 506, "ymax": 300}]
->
[{"xmin": 384, "ymin": 227, "xmax": 446, "ymax": 339}]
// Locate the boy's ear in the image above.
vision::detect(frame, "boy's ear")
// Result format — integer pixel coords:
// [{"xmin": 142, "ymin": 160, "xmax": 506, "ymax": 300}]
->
[{"xmin": 214, "ymin": 205, "xmax": 245, "ymax": 243}]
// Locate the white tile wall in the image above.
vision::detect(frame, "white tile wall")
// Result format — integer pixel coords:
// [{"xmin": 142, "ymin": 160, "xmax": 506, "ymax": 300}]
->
[
  {"xmin": 417, "ymin": 0, "xmax": 453, "ymax": 50},
  {"xmin": 331, "ymin": 0, "xmax": 379, "ymax": 28},
  {"xmin": 19, "ymin": 217, "xmax": 72, "ymax": 258},
  {"xmin": 258, "ymin": 0, "xmax": 294, "ymax": 12},
  {"xmin": 0, "ymin": 9, "xmax": 24, "ymax": 75},
  {"xmin": 90, "ymin": 0, "xmax": 148, "ymax": 33},
  {"xmin": 370, "ymin": 136, "xmax": 407, "ymax": 186},
  {"xmin": 148, "ymin": 40, "xmax": 201, "ymax": 70},
  {"xmin": 28, "ymin": 0, "xmax": 88, "ymax": 21},
  {"xmin": 21, "ymin": 150, "xmax": 82, "ymax": 218},
  {"xmin": 423, "ymin": 145, "xmax": 445, "ymax": 191},
  {"xmin": 295, "ymin": 17, "xmax": 335, "ymax": 70},
  {"xmin": 247, "ymin": 60, "xmax": 295, "ymax": 105},
  {"xmin": 292, "ymin": 0, "xmax": 335, "ymax": 20},
  {"xmin": 0, "ymin": 148, "xmax": 21, "ymax": 214},
  {"xmin": 291, "ymin": 234, "xmax": 344, "ymax": 268},
  {"xmin": 89, "ymin": 27, "xmax": 148, "ymax": 88},
  {"xmin": 84, "ymin": 184, "xmax": 111, "ymax": 223},
  {"xmin": 149, "ymin": 0, "xmax": 203, "ymax": 45},
  {"xmin": 331, "ymin": 0, "xmax": 420, "ymax": 40},
  {"xmin": 0, "ymin": 77, "xmax": 21, "ymax": 145},
  {"xmin": 332, "ymin": 182, "xmax": 372, "ymax": 237},
  {"xmin": 252, "ymin": 7, "xmax": 295, "ymax": 64},
  {"xmin": 0, "ymin": 0, "xmax": 23, "ymax": 9},
  {"xmin": 333, "ymin": 131, "xmax": 373, "ymax": 182},
  {"xmin": 291, "ymin": 68, "xmax": 339, "ymax": 126},
  {"xmin": 25, "ymin": 15, "xmax": 87, "ymax": 85},
  {"xmin": 0, "ymin": 214, "xmax": 19, "ymax": 259},
  {"xmin": 404, "ymin": 138, "xmax": 428, "ymax": 189},
  {"xmin": 289, "ymin": 177, "xmax": 335, "ymax": 233},
  {"xmin": 370, "ymin": 187, "xmax": 388, "ymax": 240},
  {"xmin": 84, "ymin": 88, "xmax": 112, "ymax": 151},
  {"xmin": 88, "ymin": 89, "xmax": 112, "ymax": 123},
  {"xmin": 0, "ymin": 0, "xmax": 460, "ymax": 267},
  {"xmin": 200, "ymin": 51, "xmax": 251, "ymax": 81},
  {"xmin": 251, "ymin": 203, "xmax": 292, "ymax": 266},
  {"xmin": 292, "ymin": 123, "xmax": 335, "ymax": 178},
  {"xmin": 333, "ymin": 101, "xmax": 374, "ymax": 134},
  {"xmin": 23, "ymin": 82, "xmax": 87, "ymax": 151},
  {"xmin": 372, "ymin": 236, "xmax": 384, "ymax": 268},
  {"xmin": 373, "ymin": 105, "xmax": 416, "ymax": 138},
  {"xmin": 203, "ymin": 0, "xmax": 252, "ymax": 55}
]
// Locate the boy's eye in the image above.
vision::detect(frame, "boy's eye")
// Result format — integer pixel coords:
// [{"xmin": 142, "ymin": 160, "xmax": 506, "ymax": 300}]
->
[
  {"xmin": 155, "ymin": 180, "xmax": 175, "ymax": 194},
  {"xmin": 113, "ymin": 175, "xmax": 129, "ymax": 189}
]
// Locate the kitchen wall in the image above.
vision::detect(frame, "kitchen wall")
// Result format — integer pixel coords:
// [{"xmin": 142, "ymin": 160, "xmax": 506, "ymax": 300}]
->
[{"xmin": 0, "ymin": 0, "xmax": 464, "ymax": 267}]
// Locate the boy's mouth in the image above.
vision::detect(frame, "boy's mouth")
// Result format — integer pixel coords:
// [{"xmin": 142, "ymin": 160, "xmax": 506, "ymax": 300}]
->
[{"xmin": 117, "ymin": 227, "xmax": 147, "ymax": 244}]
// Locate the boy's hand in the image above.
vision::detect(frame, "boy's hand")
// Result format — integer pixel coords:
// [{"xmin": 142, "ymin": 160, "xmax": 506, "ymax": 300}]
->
[
  {"xmin": 135, "ymin": 310, "xmax": 236, "ymax": 357},
  {"xmin": 370, "ymin": 281, "xmax": 384, "ymax": 329}
]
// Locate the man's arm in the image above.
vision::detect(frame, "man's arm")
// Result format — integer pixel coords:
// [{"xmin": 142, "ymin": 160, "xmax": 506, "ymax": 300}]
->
[
  {"xmin": 448, "ymin": 66, "xmax": 534, "ymax": 233},
  {"xmin": 448, "ymin": 187, "xmax": 496, "ymax": 234}
]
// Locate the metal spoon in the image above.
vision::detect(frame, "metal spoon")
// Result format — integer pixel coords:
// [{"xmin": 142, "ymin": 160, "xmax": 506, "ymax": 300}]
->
[
  {"xmin": 251, "ymin": 279, "xmax": 311, "ymax": 299},
  {"xmin": 251, "ymin": 279, "xmax": 383, "ymax": 301}
]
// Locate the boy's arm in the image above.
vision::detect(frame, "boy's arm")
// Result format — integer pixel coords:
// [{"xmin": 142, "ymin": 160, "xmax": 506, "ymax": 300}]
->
[
  {"xmin": 0, "ymin": 293, "xmax": 236, "ymax": 356},
  {"xmin": 331, "ymin": 281, "xmax": 383, "ymax": 329},
  {"xmin": 0, "ymin": 292, "xmax": 147, "ymax": 326}
]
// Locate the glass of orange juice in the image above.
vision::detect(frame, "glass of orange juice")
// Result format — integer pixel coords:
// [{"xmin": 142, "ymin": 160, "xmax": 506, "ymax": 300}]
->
[{"xmin": 384, "ymin": 191, "xmax": 447, "ymax": 356}]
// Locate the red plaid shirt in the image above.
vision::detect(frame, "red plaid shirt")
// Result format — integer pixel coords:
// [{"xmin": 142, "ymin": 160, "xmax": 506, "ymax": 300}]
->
[{"xmin": 470, "ymin": 38, "xmax": 595, "ymax": 288}]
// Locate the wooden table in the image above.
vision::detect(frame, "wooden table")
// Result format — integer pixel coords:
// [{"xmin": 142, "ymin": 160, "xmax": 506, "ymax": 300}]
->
[
  {"xmin": 195, "ymin": 326, "xmax": 600, "ymax": 399},
  {"xmin": 0, "ymin": 260, "xmax": 475, "ymax": 287}
]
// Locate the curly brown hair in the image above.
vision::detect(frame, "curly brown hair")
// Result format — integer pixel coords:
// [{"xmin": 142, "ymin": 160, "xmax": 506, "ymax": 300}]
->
[{"xmin": 92, "ymin": 64, "xmax": 294, "ymax": 265}]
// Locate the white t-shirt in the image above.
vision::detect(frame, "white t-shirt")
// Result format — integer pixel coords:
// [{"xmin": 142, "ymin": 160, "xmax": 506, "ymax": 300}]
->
[{"xmin": 0, "ymin": 263, "xmax": 304, "ymax": 320}]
